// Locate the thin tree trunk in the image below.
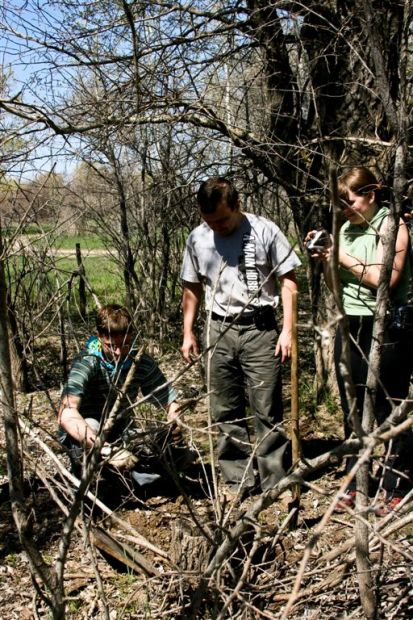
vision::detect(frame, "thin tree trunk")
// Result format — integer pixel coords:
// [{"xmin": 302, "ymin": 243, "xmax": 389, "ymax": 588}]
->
[
  {"xmin": 58, "ymin": 297, "xmax": 68, "ymax": 384},
  {"xmin": 0, "ymin": 223, "xmax": 65, "ymax": 618},
  {"xmin": 6, "ymin": 292, "xmax": 29, "ymax": 392},
  {"xmin": 76, "ymin": 243, "xmax": 86, "ymax": 319}
]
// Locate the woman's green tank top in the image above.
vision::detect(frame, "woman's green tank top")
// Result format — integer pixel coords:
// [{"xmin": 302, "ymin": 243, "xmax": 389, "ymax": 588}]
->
[{"xmin": 339, "ymin": 207, "xmax": 411, "ymax": 316}]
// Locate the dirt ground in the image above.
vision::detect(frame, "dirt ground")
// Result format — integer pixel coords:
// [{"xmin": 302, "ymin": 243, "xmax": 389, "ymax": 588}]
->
[{"xmin": 1, "ymin": 353, "xmax": 413, "ymax": 619}]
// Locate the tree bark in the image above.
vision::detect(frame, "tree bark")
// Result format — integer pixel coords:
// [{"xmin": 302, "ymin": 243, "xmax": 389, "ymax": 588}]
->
[{"xmin": 0, "ymin": 223, "xmax": 65, "ymax": 618}]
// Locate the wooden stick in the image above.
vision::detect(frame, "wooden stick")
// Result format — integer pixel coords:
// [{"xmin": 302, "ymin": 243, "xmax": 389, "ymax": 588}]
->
[{"xmin": 289, "ymin": 290, "xmax": 300, "ymax": 528}]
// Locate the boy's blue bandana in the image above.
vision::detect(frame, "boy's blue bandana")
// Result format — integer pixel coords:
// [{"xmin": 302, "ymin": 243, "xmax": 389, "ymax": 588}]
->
[{"xmin": 85, "ymin": 335, "xmax": 134, "ymax": 376}]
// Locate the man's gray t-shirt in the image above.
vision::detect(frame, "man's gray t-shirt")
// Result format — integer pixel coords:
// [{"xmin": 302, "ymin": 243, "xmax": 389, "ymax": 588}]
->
[{"xmin": 180, "ymin": 213, "xmax": 301, "ymax": 316}]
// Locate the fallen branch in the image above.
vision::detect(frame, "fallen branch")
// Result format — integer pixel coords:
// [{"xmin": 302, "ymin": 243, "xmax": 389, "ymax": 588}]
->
[{"xmin": 89, "ymin": 526, "xmax": 160, "ymax": 577}]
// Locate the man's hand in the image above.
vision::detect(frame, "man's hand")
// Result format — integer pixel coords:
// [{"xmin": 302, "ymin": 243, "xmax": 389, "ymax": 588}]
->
[
  {"xmin": 275, "ymin": 328, "xmax": 292, "ymax": 363},
  {"xmin": 277, "ymin": 271, "xmax": 297, "ymax": 363},
  {"xmin": 181, "ymin": 333, "xmax": 199, "ymax": 363},
  {"xmin": 181, "ymin": 282, "xmax": 202, "ymax": 362}
]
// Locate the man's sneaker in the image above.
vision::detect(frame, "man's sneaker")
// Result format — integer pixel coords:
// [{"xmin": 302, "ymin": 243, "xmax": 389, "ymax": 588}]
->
[
  {"xmin": 374, "ymin": 496, "xmax": 403, "ymax": 517},
  {"xmin": 334, "ymin": 490, "xmax": 356, "ymax": 513}
]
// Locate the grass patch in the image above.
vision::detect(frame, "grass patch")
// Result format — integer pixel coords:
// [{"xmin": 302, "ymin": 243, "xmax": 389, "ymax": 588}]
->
[
  {"xmin": 4, "ymin": 223, "xmax": 55, "ymax": 235},
  {"xmin": 56, "ymin": 255, "xmax": 125, "ymax": 304},
  {"xmin": 6, "ymin": 253, "xmax": 126, "ymax": 314},
  {"xmin": 55, "ymin": 234, "xmax": 106, "ymax": 251}
]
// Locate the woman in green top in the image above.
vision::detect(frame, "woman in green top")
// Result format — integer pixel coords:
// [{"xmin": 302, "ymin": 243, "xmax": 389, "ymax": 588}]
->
[{"xmin": 309, "ymin": 166, "xmax": 413, "ymax": 514}]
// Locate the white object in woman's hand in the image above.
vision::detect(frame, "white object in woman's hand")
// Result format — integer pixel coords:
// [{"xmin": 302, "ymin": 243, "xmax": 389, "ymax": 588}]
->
[{"xmin": 305, "ymin": 229, "xmax": 332, "ymax": 261}]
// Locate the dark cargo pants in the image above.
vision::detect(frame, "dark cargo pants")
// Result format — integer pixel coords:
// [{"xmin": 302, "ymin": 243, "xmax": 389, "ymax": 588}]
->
[
  {"xmin": 206, "ymin": 319, "xmax": 290, "ymax": 492},
  {"xmin": 335, "ymin": 315, "xmax": 413, "ymax": 496}
]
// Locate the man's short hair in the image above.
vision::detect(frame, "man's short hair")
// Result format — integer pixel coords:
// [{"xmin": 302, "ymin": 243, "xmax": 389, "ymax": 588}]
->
[
  {"xmin": 96, "ymin": 304, "xmax": 133, "ymax": 336},
  {"xmin": 197, "ymin": 177, "xmax": 239, "ymax": 214}
]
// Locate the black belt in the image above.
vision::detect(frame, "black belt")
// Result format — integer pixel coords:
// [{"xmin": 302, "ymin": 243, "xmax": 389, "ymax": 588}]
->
[{"xmin": 210, "ymin": 311, "xmax": 256, "ymax": 326}]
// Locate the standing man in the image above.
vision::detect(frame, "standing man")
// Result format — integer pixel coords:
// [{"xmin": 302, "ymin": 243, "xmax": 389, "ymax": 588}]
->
[{"xmin": 181, "ymin": 177, "xmax": 301, "ymax": 495}]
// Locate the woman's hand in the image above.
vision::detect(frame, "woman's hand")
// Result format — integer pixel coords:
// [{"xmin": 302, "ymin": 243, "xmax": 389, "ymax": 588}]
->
[{"xmin": 305, "ymin": 230, "xmax": 332, "ymax": 262}]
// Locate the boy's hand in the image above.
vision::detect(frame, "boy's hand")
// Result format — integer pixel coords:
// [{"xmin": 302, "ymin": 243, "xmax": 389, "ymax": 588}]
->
[{"xmin": 102, "ymin": 446, "xmax": 138, "ymax": 469}]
